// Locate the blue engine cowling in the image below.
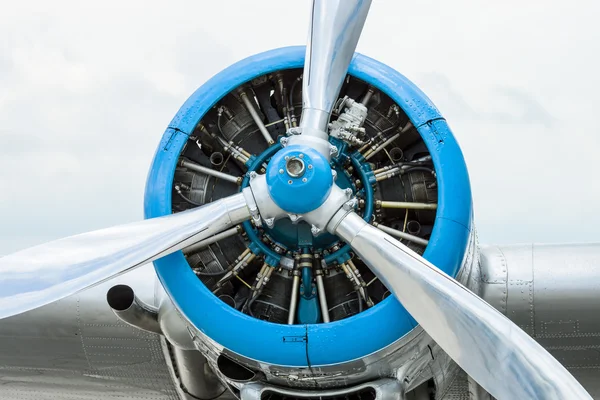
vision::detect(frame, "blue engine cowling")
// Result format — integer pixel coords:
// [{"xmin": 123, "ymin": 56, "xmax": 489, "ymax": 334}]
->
[{"xmin": 144, "ymin": 46, "xmax": 472, "ymax": 367}]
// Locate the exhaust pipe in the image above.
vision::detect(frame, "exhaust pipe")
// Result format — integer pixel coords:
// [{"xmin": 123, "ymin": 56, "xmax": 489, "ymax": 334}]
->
[{"xmin": 106, "ymin": 284, "xmax": 161, "ymax": 334}]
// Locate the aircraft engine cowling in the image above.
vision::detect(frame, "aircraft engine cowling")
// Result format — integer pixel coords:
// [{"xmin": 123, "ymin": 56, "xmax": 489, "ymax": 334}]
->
[{"xmin": 144, "ymin": 46, "xmax": 473, "ymax": 375}]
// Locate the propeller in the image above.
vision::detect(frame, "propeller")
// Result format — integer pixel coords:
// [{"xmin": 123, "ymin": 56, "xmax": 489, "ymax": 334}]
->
[
  {"xmin": 331, "ymin": 211, "xmax": 592, "ymax": 400},
  {"xmin": 0, "ymin": 1, "xmax": 592, "ymax": 399},
  {"xmin": 300, "ymin": 0, "xmax": 371, "ymax": 137},
  {"xmin": 0, "ymin": 192, "xmax": 251, "ymax": 319},
  {"xmin": 296, "ymin": 1, "xmax": 592, "ymax": 398}
]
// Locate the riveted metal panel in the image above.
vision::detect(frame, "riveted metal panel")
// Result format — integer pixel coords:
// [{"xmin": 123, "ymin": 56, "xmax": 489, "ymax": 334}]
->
[{"xmin": 0, "ymin": 265, "xmax": 181, "ymax": 400}]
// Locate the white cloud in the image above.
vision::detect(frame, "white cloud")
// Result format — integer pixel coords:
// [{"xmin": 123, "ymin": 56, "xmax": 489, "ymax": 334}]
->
[{"xmin": 0, "ymin": 0, "xmax": 599, "ymax": 253}]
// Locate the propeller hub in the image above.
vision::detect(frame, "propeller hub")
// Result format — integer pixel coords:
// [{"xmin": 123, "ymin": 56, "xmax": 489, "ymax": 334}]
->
[{"xmin": 266, "ymin": 145, "xmax": 333, "ymax": 214}]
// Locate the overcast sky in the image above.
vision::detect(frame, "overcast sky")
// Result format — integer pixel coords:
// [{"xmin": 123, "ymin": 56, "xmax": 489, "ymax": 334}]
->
[{"xmin": 1, "ymin": 1, "xmax": 599, "ymax": 254}]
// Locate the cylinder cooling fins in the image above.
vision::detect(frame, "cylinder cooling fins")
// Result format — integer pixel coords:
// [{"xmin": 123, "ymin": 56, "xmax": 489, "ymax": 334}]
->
[{"xmin": 144, "ymin": 46, "xmax": 472, "ymax": 367}]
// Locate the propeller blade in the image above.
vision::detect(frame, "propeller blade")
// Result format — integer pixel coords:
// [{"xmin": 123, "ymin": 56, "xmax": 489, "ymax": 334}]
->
[
  {"xmin": 333, "ymin": 211, "xmax": 592, "ymax": 400},
  {"xmin": 0, "ymin": 192, "xmax": 250, "ymax": 320},
  {"xmin": 300, "ymin": 0, "xmax": 371, "ymax": 135}
]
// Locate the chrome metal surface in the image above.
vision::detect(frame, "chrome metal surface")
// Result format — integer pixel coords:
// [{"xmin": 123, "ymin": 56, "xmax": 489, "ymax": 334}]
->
[
  {"xmin": 364, "ymin": 132, "xmax": 401, "ymax": 160},
  {"xmin": 0, "ymin": 265, "xmax": 181, "ymax": 400},
  {"xmin": 303, "ymin": 183, "xmax": 352, "ymax": 233},
  {"xmin": 373, "ymin": 222, "xmax": 428, "ymax": 246},
  {"xmin": 480, "ymin": 244, "xmax": 600, "ymax": 399},
  {"xmin": 180, "ymin": 158, "xmax": 241, "ymax": 184},
  {"xmin": 240, "ymin": 379, "xmax": 404, "ymax": 400},
  {"xmin": 300, "ymin": 0, "xmax": 371, "ymax": 136},
  {"xmin": 158, "ymin": 295, "xmax": 197, "ymax": 351},
  {"xmin": 315, "ymin": 271, "xmax": 331, "ymax": 323},
  {"xmin": 0, "ymin": 192, "xmax": 250, "ymax": 320},
  {"xmin": 183, "ymin": 225, "xmax": 241, "ymax": 254},
  {"xmin": 170, "ymin": 346, "xmax": 227, "ymax": 400},
  {"xmin": 334, "ymin": 211, "xmax": 592, "ymax": 400},
  {"xmin": 287, "ymin": 274, "xmax": 300, "ymax": 325},
  {"xmin": 377, "ymin": 201, "xmax": 437, "ymax": 210},
  {"xmin": 107, "ymin": 284, "xmax": 161, "ymax": 334},
  {"xmin": 184, "ymin": 230, "xmax": 478, "ymax": 391},
  {"xmin": 239, "ymin": 89, "xmax": 275, "ymax": 145}
]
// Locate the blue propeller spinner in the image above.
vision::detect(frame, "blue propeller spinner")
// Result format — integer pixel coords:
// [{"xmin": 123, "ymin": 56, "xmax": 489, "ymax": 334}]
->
[{"xmin": 266, "ymin": 145, "xmax": 333, "ymax": 214}]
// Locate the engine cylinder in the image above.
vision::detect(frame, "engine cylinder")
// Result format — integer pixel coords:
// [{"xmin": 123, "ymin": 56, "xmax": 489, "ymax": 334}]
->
[{"xmin": 144, "ymin": 46, "xmax": 472, "ymax": 368}]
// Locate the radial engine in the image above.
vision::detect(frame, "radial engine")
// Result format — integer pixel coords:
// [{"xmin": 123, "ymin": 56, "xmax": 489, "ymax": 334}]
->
[{"xmin": 142, "ymin": 46, "xmax": 474, "ymax": 397}]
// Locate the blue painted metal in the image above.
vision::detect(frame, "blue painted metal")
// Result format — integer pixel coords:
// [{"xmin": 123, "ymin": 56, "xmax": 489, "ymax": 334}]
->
[
  {"xmin": 323, "ymin": 153, "xmax": 375, "ymax": 265},
  {"xmin": 298, "ymin": 252, "xmax": 320, "ymax": 325},
  {"xmin": 297, "ymin": 294, "xmax": 321, "ymax": 324},
  {"xmin": 266, "ymin": 145, "xmax": 333, "ymax": 214},
  {"xmin": 246, "ymin": 143, "xmax": 355, "ymax": 254},
  {"xmin": 144, "ymin": 46, "xmax": 472, "ymax": 367}
]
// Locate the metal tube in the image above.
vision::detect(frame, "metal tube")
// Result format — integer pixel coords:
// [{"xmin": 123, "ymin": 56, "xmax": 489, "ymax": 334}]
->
[
  {"xmin": 240, "ymin": 148, "xmax": 252, "ymax": 158},
  {"xmin": 216, "ymin": 251, "xmax": 255, "ymax": 287},
  {"xmin": 375, "ymin": 170, "xmax": 402, "ymax": 182},
  {"xmin": 373, "ymin": 165, "xmax": 394, "ymax": 175},
  {"xmin": 261, "ymin": 266, "xmax": 274, "ymax": 288},
  {"xmin": 315, "ymin": 272, "xmax": 330, "ymax": 323},
  {"xmin": 300, "ymin": 0, "xmax": 372, "ymax": 136},
  {"xmin": 214, "ymin": 135, "xmax": 249, "ymax": 163},
  {"xmin": 364, "ymin": 132, "xmax": 400, "ymax": 160},
  {"xmin": 361, "ymin": 87, "xmax": 375, "ymax": 106},
  {"xmin": 406, "ymin": 220, "xmax": 421, "ymax": 236},
  {"xmin": 347, "ymin": 259, "xmax": 374, "ymax": 307},
  {"xmin": 373, "ymin": 222, "xmax": 429, "ymax": 246},
  {"xmin": 389, "ymin": 147, "xmax": 403, "ymax": 162},
  {"xmin": 373, "ymin": 155, "xmax": 432, "ymax": 174},
  {"xmin": 239, "ymin": 90, "xmax": 274, "ymax": 145},
  {"xmin": 218, "ymin": 140, "xmax": 241, "ymax": 162},
  {"xmin": 377, "ymin": 201, "xmax": 438, "ymax": 211},
  {"xmin": 210, "ymin": 152, "xmax": 224, "ymax": 168},
  {"xmin": 107, "ymin": 285, "xmax": 161, "ymax": 334},
  {"xmin": 183, "ymin": 226, "xmax": 240, "ymax": 254},
  {"xmin": 340, "ymin": 262, "xmax": 369, "ymax": 307},
  {"xmin": 180, "ymin": 159, "xmax": 241, "ymax": 185},
  {"xmin": 357, "ymin": 134, "xmax": 379, "ymax": 153},
  {"xmin": 287, "ymin": 273, "xmax": 301, "ymax": 325},
  {"xmin": 252, "ymin": 263, "xmax": 270, "ymax": 290}
]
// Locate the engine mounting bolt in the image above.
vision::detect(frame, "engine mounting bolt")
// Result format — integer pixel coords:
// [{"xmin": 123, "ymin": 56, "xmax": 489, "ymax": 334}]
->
[
  {"xmin": 249, "ymin": 171, "xmax": 258, "ymax": 180},
  {"xmin": 330, "ymin": 145, "xmax": 339, "ymax": 156},
  {"xmin": 344, "ymin": 188, "xmax": 353, "ymax": 197},
  {"xmin": 280, "ymin": 137, "xmax": 289, "ymax": 146},
  {"xmin": 343, "ymin": 198, "xmax": 358, "ymax": 211}
]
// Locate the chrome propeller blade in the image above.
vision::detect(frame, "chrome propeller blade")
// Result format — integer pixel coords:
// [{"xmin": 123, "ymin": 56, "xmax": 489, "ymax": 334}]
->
[
  {"xmin": 300, "ymin": 0, "xmax": 371, "ymax": 135},
  {"xmin": 0, "ymin": 192, "xmax": 250, "ymax": 320},
  {"xmin": 333, "ymin": 211, "xmax": 592, "ymax": 400}
]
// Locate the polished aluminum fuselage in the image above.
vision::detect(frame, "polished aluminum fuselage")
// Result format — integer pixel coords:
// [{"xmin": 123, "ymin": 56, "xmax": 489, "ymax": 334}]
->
[{"xmin": 2, "ymin": 238, "xmax": 600, "ymax": 399}]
